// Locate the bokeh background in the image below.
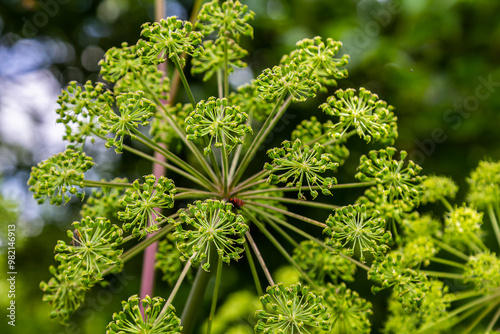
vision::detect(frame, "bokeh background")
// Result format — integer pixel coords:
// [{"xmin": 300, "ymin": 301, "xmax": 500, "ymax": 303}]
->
[{"xmin": 1, "ymin": 0, "xmax": 500, "ymax": 332}]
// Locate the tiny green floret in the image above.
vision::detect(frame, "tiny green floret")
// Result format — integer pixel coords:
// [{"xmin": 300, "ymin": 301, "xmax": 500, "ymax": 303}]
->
[
  {"xmin": 118, "ymin": 175, "xmax": 176, "ymax": 238},
  {"xmin": 266, "ymin": 139, "xmax": 338, "ymax": 199},
  {"xmin": 56, "ymin": 80, "xmax": 113, "ymax": 145},
  {"xmin": 100, "ymin": 91, "xmax": 156, "ymax": 153},
  {"xmin": 174, "ymin": 199, "xmax": 248, "ymax": 271},
  {"xmin": 356, "ymin": 147, "xmax": 424, "ymax": 207},
  {"xmin": 196, "ymin": 0, "xmax": 254, "ymax": 39},
  {"xmin": 185, "ymin": 97, "xmax": 252, "ymax": 155},
  {"xmin": 281, "ymin": 37, "xmax": 349, "ymax": 90},
  {"xmin": 324, "ymin": 204, "xmax": 391, "ymax": 262},
  {"xmin": 106, "ymin": 295, "xmax": 182, "ymax": 334},
  {"xmin": 320, "ymin": 88, "xmax": 397, "ymax": 144},
  {"xmin": 39, "ymin": 265, "xmax": 88, "ymax": 324},
  {"xmin": 140, "ymin": 16, "xmax": 203, "ymax": 66},
  {"xmin": 420, "ymin": 175, "xmax": 458, "ymax": 204},
  {"xmin": 54, "ymin": 217, "xmax": 123, "ymax": 281},
  {"xmin": 256, "ymin": 63, "xmax": 320, "ymax": 102},
  {"xmin": 28, "ymin": 149, "xmax": 94, "ymax": 205},
  {"xmin": 322, "ymin": 283, "xmax": 373, "ymax": 334},
  {"xmin": 255, "ymin": 283, "xmax": 330, "ymax": 333}
]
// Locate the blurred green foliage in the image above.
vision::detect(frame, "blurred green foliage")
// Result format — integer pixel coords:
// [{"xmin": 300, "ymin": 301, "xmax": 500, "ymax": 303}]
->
[{"xmin": 1, "ymin": 0, "xmax": 499, "ymax": 332}]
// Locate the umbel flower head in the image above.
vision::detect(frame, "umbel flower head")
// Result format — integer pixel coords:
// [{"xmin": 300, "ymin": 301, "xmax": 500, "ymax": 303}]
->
[
  {"xmin": 28, "ymin": 149, "xmax": 94, "ymax": 205},
  {"xmin": 324, "ymin": 204, "xmax": 391, "ymax": 262},
  {"xmin": 100, "ymin": 91, "xmax": 156, "ymax": 153},
  {"xmin": 174, "ymin": 200, "xmax": 248, "ymax": 271},
  {"xmin": 54, "ymin": 217, "xmax": 123, "ymax": 281},
  {"xmin": 420, "ymin": 175, "xmax": 458, "ymax": 204},
  {"xmin": 319, "ymin": 283, "xmax": 372, "ymax": 334},
  {"xmin": 265, "ymin": 139, "xmax": 338, "ymax": 199},
  {"xmin": 99, "ymin": 42, "xmax": 144, "ymax": 83},
  {"xmin": 256, "ymin": 63, "xmax": 321, "ymax": 102},
  {"xmin": 39, "ymin": 265, "xmax": 88, "ymax": 324},
  {"xmin": 320, "ymin": 88, "xmax": 397, "ymax": 144},
  {"xmin": 106, "ymin": 295, "xmax": 182, "ymax": 334},
  {"xmin": 467, "ymin": 159, "xmax": 500, "ymax": 208},
  {"xmin": 356, "ymin": 147, "xmax": 424, "ymax": 207},
  {"xmin": 140, "ymin": 16, "xmax": 203, "ymax": 66},
  {"xmin": 196, "ymin": 0, "xmax": 254, "ymax": 39},
  {"xmin": 368, "ymin": 252, "xmax": 428, "ymax": 311},
  {"xmin": 56, "ymin": 80, "xmax": 114, "ymax": 145},
  {"xmin": 442, "ymin": 204, "xmax": 484, "ymax": 251},
  {"xmin": 255, "ymin": 283, "xmax": 330, "ymax": 333},
  {"xmin": 185, "ymin": 97, "xmax": 252, "ymax": 155},
  {"xmin": 118, "ymin": 175, "xmax": 176, "ymax": 238},
  {"xmin": 281, "ymin": 37, "xmax": 349, "ymax": 90},
  {"xmin": 464, "ymin": 251, "xmax": 500, "ymax": 291}
]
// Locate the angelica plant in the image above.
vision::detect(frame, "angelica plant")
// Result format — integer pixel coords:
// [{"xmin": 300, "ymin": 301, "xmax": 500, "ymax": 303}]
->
[{"xmin": 29, "ymin": 0, "xmax": 500, "ymax": 333}]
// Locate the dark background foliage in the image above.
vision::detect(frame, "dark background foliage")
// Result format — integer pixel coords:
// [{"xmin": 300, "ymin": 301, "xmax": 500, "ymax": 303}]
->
[{"xmin": 1, "ymin": 0, "xmax": 499, "ymax": 332}]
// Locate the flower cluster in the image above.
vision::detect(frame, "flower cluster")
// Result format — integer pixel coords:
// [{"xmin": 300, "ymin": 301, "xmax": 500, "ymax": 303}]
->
[
  {"xmin": 420, "ymin": 175, "xmax": 458, "ymax": 204},
  {"xmin": 196, "ymin": 0, "xmax": 254, "ymax": 39},
  {"xmin": 266, "ymin": 139, "xmax": 338, "ymax": 199},
  {"xmin": 39, "ymin": 265, "xmax": 88, "ymax": 324},
  {"xmin": 467, "ymin": 160, "xmax": 500, "ymax": 208},
  {"xmin": 320, "ymin": 88, "xmax": 398, "ymax": 144},
  {"xmin": 174, "ymin": 200, "xmax": 248, "ymax": 271},
  {"xmin": 106, "ymin": 295, "xmax": 182, "ymax": 334},
  {"xmin": 28, "ymin": 149, "xmax": 94, "ymax": 205},
  {"xmin": 356, "ymin": 147, "xmax": 424, "ymax": 207},
  {"xmin": 56, "ymin": 80, "xmax": 113, "ymax": 145},
  {"xmin": 321, "ymin": 283, "xmax": 372, "ymax": 334},
  {"xmin": 118, "ymin": 175, "xmax": 176, "ymax": 238},
  {"xmin": 442, "ymin": 204, "xmax": 484, "ymax": 251},
  {"xmin": 464, "ymin": 251, "xmax": 500, "ymax": 291},
  {"xmin": 255, "ymin": 283, "xmax": 330, "ymax": 333},
  {"xmin": 140, "ymin": 16, "xmax": 203, "ymax": 65},
  {"xmin": 324, "ymin": 205, "xmax": 391, "ymax": 262},
  {"xmin": 185, "ymin": 97, "xmax": 252, "ymax": 155},
  {"xmin": 256, "ymin": 63, "xmax": 320, "ymax": 102},
  {"xmin": 54, "ymin": 217, "xmax": 123, "ymax": 280},
  {"xmin": 281, "ymin": 37, "xmax": 349, "ymax": 90},
  {"xmin": 100, "ymin": 91, "xmax": 156, "ymax": 153},
  {"xmin": 368, "ymin": 252, "xmax": 428, "ymax": 311}
]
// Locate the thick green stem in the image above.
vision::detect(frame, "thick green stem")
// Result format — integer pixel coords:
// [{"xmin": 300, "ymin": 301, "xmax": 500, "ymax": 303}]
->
[
  {"xmin": 421, "ymin": 270, "xmax": 465, "ymax": 280},
  {"xmin": 430, "ymin": 256, "xmax": 466, "ymax": 269},
  {"xmin": 433, "ymin": 238, "xmax": 469, "ymax": 261},
  {"xmin": 82, "ymin": 179, "xmax": 132, "ymax": 188},
  {"xmin": 207, "ymin": 255, "xmax": 223, "ymax": 334},
  {"xmin": 181, "ymin": 254, "xmax": 216, "ymax": 334},
  {"xmin": 485, "ymin": 304, "xmax": 500, "ymax": 332}
]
